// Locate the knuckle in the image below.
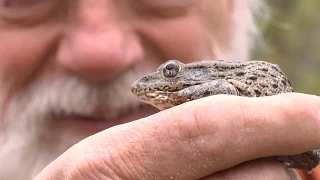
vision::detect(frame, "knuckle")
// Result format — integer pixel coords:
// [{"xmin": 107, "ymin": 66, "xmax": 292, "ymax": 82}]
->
[{"xmin": 173, "ymin": 99, "xmax": 230, "ymax": 157}]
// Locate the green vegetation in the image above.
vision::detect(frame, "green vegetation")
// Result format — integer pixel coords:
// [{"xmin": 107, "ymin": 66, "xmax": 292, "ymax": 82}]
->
[{"xmin": 253, "ymin": 0, "xmax": 320, "ymax": 94}]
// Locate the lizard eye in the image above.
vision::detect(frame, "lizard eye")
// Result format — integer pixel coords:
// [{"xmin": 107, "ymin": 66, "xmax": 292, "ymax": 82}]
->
[{"xmin": 162, "ymin": 61, "xmax": 180, "ymax": 77}]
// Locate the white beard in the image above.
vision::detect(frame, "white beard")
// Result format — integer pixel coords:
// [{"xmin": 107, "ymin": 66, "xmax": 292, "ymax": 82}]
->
[
  {"xmin": 0, "ymin": 66, "xmax": 147, "ymax": 180},
  {"xmin": 0, "ymin": 124, "xmax": 83, "ymax": 180}
]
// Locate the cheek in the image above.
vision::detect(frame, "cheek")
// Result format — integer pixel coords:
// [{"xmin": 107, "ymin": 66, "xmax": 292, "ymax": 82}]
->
[
  {"xmin": 135, "ymin": 1, "xmax": 234, "ymax": 64},
  {"xmin": 0, "ymin": 28, "xmax": 59, "ymax": 91},
  {"xmin": 137, "ymin": 17, "xmax": 215, "ymax": 63}
]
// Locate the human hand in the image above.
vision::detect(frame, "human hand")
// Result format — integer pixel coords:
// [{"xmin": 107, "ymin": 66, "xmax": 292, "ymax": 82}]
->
[{"xmin": 34, "ymin": 93, "xmax": 320, "ymax": 180}]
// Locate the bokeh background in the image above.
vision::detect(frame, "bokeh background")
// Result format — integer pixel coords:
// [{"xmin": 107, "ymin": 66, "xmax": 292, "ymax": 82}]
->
[{"xmin": 253, "ymin": 0, "xmax": 320, "ymax": 95}]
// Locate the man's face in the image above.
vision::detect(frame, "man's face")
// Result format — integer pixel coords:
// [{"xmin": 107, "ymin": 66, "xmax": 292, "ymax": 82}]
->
[{"xmin": 0, "ymin": 0, "xmax": 254, "ymax": 178}]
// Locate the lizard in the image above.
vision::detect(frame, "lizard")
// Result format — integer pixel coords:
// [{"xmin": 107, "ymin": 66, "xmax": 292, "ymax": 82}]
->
[{"xmin": 131, "ymin": 59, "xmax": 320, "ymax": 171}]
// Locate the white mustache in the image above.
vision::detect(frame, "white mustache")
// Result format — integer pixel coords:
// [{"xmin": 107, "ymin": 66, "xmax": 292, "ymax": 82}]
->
[{"xmin": 2, "ymin": 66, "xmax": 150, "ymax": 126}]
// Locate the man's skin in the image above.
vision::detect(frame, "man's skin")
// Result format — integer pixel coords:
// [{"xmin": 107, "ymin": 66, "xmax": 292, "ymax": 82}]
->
[{"xmin": 0, "ymin": 0, "xmax": 319, "ymax": 179}]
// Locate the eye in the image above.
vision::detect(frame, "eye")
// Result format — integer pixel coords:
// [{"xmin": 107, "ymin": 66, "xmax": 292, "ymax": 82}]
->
[
  {"xmin": 162, "ymin": 60, "xmax": 180, "ymax": 77},
  {"xmin": 0, "ymin": 0, "xmax": 59, "ymax": 26},
  {"xmin": 0, "ymin": 0, "xmax": 49, "ymax": 9},
  {"xmin": 0, "ymin": 0, "xmax": 36, "ymax": 6},
  {"xmin": 132, "ymin": 0, "xmax": 196, "ymax": 18}
]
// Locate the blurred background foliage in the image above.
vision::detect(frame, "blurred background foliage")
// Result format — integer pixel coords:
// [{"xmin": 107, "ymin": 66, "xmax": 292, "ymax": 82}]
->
[{"xmin": 253, "ymin": 0, "xmax": 320, "ymax": 95}]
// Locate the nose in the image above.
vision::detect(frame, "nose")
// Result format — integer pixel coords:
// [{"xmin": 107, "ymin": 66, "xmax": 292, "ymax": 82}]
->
[{"xmin": 57, "ymin": 4, "xmax": 143, "ymax": 82}]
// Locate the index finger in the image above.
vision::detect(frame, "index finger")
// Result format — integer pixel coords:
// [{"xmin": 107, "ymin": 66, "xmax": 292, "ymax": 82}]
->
[{"xmin": 35, "ymin": 93, "xmax": 320, "ymax": 179}]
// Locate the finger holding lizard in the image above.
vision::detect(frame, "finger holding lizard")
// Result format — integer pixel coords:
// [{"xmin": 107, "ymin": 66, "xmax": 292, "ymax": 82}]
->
[{"xmin": 35, "ymin": 93, "xmax": 320, "ymax": 180}]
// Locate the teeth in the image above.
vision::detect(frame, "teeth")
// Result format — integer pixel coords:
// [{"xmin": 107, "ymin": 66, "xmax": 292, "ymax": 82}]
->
[{"xmin": 50, "ymin": 101, "xmax": 145, "ymax": 120}]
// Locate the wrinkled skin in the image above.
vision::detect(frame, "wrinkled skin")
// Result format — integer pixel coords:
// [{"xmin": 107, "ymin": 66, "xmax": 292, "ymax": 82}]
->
[{"xmin": 0, "ymin": 0, "xmax": 319, "ymax": 179}]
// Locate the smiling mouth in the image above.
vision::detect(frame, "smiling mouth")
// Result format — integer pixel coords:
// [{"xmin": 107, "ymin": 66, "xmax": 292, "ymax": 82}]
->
[
  {"xmin": 51, "ymin": 102, "xmax": 151, "ymax": 121},
  {"xmin": 48, "ymin": 103, "xmax": 158, "ymax": 135}
]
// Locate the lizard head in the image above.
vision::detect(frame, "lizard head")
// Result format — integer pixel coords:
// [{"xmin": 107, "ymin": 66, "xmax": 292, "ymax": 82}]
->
[{"xmin": 131, "ymin": 60, "xmax": 214, "ymax": 110}]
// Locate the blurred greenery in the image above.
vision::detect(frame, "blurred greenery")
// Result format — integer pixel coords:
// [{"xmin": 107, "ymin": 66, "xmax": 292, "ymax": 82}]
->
[{"xmin": 253, "ymin": 0, "xmax": 320, "ymax": 95}]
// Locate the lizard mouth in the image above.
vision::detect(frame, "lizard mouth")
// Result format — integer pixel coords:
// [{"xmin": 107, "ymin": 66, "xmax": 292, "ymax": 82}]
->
[{"xmin": 133, "ymin": 91, "xmax": 181, "ymax": 110}]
